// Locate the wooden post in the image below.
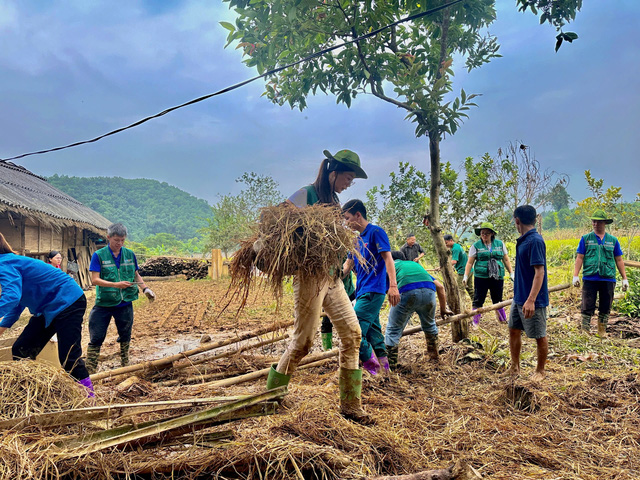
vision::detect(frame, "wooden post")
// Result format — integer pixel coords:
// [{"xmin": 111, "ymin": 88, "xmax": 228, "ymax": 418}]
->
[{"xmin": 210, "ymin": 249, "xmax": 223, "ymax": 279}]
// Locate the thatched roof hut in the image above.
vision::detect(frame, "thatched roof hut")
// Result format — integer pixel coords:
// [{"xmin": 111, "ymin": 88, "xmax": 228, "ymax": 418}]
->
[{"xmin": 0, "ymin": 160, "xmax": 111, "ymax": 288}]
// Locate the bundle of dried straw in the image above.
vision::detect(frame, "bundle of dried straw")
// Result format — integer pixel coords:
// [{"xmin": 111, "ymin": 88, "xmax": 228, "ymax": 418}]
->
[
  {"xmin": 0, "ymin": 361, "xmax": 87, "ymax": 420},
  {"xmin": 228, "ymin": 204, "xmax": 363, "ymax": 311}
]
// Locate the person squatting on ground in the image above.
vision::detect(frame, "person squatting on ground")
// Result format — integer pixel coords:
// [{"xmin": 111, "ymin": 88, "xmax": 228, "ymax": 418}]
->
[
  {"xmin": 342, "ymin": 199, "xmax": 400, "ymax": 376},
  {"xmin": 400, "ymin": 233, "xmax": 425, "ymax": 263},
  {"xmin": 463, "ymin": 222, "xmax": 513, "ymax": 328},
  {"xmin": 384, "ymin": 251, "xmax": 453, "ymax": 369},
  {"xmin": 444, "ymin": 234, "xmax": 474, "ymax": 303},
  {"xmin": 86, "ymin": 223, "xmax": 155, "ymax": 374},
  {"xmin": 507, "ymin": 205, "xmax": 549, "ymax": 382},
  {"xmin": 266, "ymin": 149, "xmax": 373, "ymax": 424},
  {"xmin": 0, "ymin": 233, "xmax": 94, "ymax": 397},
  {"xmin": 572, "ymin": 209, "xmax": 629, "ymax": 336}
]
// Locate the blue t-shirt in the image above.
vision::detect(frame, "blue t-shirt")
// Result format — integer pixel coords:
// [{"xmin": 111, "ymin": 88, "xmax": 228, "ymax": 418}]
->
[
  {"xmin": 576, "ymin": 234, "xmax": 623, "ymax": 282},
  {"xmin": 89, "ymin": 245, "xmax": 139, "ymax": 307},
  {"xmin": 513, "ymin": 228, "xmax": 549, "ymax": 308},
  {"xmin": 0, "ymin": 254, "xmax": 84, "ymax": 328},
  {"xmin": 352, "ymin": 223, "xmax": 391, "ymax": 297}
]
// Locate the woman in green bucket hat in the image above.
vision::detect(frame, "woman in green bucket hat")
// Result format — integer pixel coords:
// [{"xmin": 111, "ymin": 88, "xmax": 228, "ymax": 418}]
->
[
  {"xmin": 463, "ymin": 222, "xmax": 513, "ymax": 328},
  {"xmin": 265, "ymin": 149, "xmax": 374, "ymax": 425}
]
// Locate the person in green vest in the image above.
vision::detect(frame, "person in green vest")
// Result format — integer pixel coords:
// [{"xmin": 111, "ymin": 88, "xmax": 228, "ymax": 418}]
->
[
  {"xmin": 266, "ymin": 149, "xmax": 373, "ymax": 424},
  {"xmin": 573, "ymin": 209, "xmax": 629, "ymax": 336},
  {"xmin": 444, "ymin": 234, "xmax": 473, "ymax": 303},
  {"xmin": 463, "ymin": 222, "xmax": 513, "ymax": 328},
  {"xmin": 384, "ymin": 251, "xmax": 453, "ymax": 369},
  {"xmin": 86, "ymin": 223, "xmax": 155, "ymax": 374}
]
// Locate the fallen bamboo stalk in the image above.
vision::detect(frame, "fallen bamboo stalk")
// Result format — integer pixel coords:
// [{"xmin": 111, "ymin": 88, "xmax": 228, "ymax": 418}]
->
[
  {"xmin": 403, "ymin": 282, "xmax": 572, "ymax": 337},
  {"xmin": 91, "ymin": 321, "xmax": 295, "ymax": 381},
  {"xmin": 203, "ymin": 350, "xmax": 338, "ymax": 389},
  {"xmin": 0, "ymin": 396, "xmax": 248, "ymax": 430},
  {"xmin": 173, "ymin": 333, "xmax": 289, "ymax": 371},
  {"xmin": 157, "ymin": 370, "xmax": 247, "ymax": 387},
  {"xmin": 624, "ymin": 260, "xmax": 640, "ymax": 269},
  {"xmin": 159, "ymin": 302, "xmax": 181, "ymax": 328},
  {"xmin": 61, "ymin": 387, "xmax": 287, "ymax": 455}
]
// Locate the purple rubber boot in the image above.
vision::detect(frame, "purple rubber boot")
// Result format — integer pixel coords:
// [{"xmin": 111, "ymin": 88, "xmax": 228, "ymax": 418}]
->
[
  {"xmin": 472, "ymin": 313, "xmax": 481, "ymax": 328},
  {"xmin": 497, "ymin": 307, "xmax": 507, "ymax": 323},
  {"xmin": 377, "ymin": 356, "xmax": 390, "ymax": 373},
  {"xmin": 78, "ymin": 377, "xmax": 95, "ymax": 398},
  {"xmin": 362, "ymin": 350, "xmax": 381, "ymax": 375}
]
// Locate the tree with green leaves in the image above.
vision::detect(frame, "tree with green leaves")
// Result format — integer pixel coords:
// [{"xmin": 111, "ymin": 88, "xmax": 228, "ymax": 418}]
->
[
  {"xmin": 221, "ymin": 0, "xmax": 582, "ymax": 341},
  {"xmin": 365, "ymin": 162, "xmax": 430, "ymax": 250},
  {"xmin": 203, "ymin": 172, "xmax": 283, "ymax": 257}
]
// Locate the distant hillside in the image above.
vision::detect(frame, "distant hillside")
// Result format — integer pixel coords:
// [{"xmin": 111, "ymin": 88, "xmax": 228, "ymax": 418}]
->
[{"xmin": 47, "ymin": 175, "xmax": 212, "ymax": 241}]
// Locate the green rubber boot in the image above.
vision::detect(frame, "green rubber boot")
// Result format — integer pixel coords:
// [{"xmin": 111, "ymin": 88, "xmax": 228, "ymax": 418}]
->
[
  {"xmin": 339, "ymin": 368, "xmax": 374, "ymax": 425},
  {"xmin": 120, "ymin": 341, "xmax": 130, "ymax": 367},
  {"xmin": 580, "ymin": 314, "xmax": 591, "ymax": 332},
  {"xmin": 266, "ymin": 364, "xmax": 291, "ymax": 390},
  {"xmin": 597, "ymin": 314, "xmax": 609, "ymax": 337},
  {"xmin": 85, "ymin": 345, "xmax": 101, "ymax": 375},
  {"xmin": 321, "ymin": 332, "xmax": 333, "ymax": 351},
  {"xmin": 386, "ymin": 344, "xmax": 399, "ymax": 370}
]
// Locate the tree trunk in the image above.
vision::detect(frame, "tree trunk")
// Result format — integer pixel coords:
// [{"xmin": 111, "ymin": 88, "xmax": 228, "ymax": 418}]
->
[{"xmin": 427, "ymin": 133, "xmax": 468, "ymax": 342}]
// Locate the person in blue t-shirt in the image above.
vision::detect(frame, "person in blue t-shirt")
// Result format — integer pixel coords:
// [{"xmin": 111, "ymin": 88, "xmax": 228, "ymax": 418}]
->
[
  {"xmin": 342, "ymin": 199, "xmax": 400, "ymax": 376},
  {"xmin": 0, "ymin": 233, "xmax": 94, "ymax": 397},
  {"xmin": 572, "ymin": 209, "xmax": 629, "ymax": 336},
  {"xmin": 507, "ymin": 205, "xmax": 549, "ymax": 382}
]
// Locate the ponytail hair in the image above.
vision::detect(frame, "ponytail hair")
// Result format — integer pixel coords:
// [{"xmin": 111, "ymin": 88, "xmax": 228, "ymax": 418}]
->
[
  {"xmin": 0, "ymin": 232, "xmax": 17, "ymax": 254},
  {"xmin": 312, "ymin": 159, "xmax": 338, "ymax": 205}
]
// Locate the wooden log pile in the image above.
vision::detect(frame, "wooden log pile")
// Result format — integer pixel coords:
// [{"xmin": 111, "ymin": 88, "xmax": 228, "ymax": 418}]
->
[{"xmin": 139, "ymin": 257, "xmax": 210, "ymax": 280}]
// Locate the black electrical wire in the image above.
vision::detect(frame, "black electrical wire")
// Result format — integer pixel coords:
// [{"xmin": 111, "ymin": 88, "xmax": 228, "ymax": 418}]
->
[{"xmin": 0, "ymin": 0, "xmax": 464, "ymax": 162}]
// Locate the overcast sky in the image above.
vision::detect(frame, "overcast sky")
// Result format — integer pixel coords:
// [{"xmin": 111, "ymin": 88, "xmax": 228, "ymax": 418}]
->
[{"xmin": 1, "ymin": 1, "xmax": 639, "ymax": 207}]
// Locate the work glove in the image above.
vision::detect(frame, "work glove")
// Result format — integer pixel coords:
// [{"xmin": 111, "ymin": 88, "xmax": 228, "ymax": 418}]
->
[
  {"xmin": 506, "ymin": 272, "xmax": 514, "ymax": 282},
  {"xmin": 462, "ymin": 275, "xmax": 468, "ymax": 287},
  {"xmin": 622, "ymin": 279, "xmax": 629, "ymax": 292},
  {"xmin": 143, "ymin": 287, "xmax": 156, "ymax": 302},
  {"xmin": 573, "ymin": 276, "xmax": 580, "ymax": 288}
]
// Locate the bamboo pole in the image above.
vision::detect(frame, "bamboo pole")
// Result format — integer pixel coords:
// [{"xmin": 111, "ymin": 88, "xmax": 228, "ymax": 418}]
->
[
  {"xmin": 0, "ymin": 396, "xmax": 248, "ymax": 430},
  {"xmin": 624, "ymin": 260, "xmax": 640, "ymax": 269},
  {"xmin": 402, "ymin": 282, "xmax": 572, "ymax": 337},
  {"xmin": 203, "ymin": 350, "xmax": 338, "ymax": 389},
  {"xmin": 62, "ymin": 386, "xmax": 287, "ymax": 455},
  {"xmin": 90, "ymin": 321, "xmax": 295, "ymax": 381},
  {"xmin": 173, "ymin": 333, "xmax": 289, "ymax": 371}
]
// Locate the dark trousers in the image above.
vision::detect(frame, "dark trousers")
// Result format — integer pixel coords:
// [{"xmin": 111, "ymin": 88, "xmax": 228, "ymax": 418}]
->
[
  {"xmin": 12, "ymin": 295, "xmax": 89, "ymax": 381},
  {"xmin": 581, "ymin": 280, "xmax": 615, "ymax": 316},
  {"xmin": 472, "ymin": 277, "xmax": 504, "ymax": 309},
  {"xmin": 88, "ymin": 303, "xmax": 134, "ymax": 347}
]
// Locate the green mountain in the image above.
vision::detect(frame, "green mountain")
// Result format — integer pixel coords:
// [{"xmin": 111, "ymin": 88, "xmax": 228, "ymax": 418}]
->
[{"xmin": 47, "ymin": 175, "xmax": 212, "ymax": 241}]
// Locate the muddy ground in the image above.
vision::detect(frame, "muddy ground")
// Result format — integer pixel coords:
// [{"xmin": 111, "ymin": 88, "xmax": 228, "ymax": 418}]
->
[{"xmin": 65, "ymin": 278, "xmax": 640, "ymax": 478}]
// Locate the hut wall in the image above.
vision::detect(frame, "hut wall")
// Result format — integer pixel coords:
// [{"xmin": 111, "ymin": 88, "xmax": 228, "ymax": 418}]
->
[{"xmin": 0, "ymin": 214, "xmax": 21, "ymax": 248}]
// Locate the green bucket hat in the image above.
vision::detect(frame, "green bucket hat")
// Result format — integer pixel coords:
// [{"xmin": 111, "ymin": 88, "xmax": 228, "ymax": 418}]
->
[
  {"xmin": 323, "ymin": 149, "xmax": 368, "ymax": 179},
  {"xmin": 474, "ymin": 222, "xmax": 497, "ymax": 236},
  {"xmin": 590, "ymin": 209, "xmax": 613, "ymax": 224}
]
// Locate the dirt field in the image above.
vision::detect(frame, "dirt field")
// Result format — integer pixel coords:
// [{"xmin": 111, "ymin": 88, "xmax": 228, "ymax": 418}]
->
[{"xmin": 4, "ymin": 276, "xmax": 640, "ymax": 479}]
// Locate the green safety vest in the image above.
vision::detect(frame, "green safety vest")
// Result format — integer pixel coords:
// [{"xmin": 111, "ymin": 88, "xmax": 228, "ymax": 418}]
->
[
  {"xmin": 451, "ymin": 243, "xmax": 468, "ymax": 275},
  {"xmin": 303, "ymin": 185, "xmax": 338, "ymax": 206},
  {"xmin": 582, "ymin": 232, "xmax": 617, "ymax": 279},
  {"xmin": 95, "ymin": 246, "xmax": 139, "ymax": 307},
  {"xmin": 473, "ymin": 239, "xmax": 505, "ymax": 279}
]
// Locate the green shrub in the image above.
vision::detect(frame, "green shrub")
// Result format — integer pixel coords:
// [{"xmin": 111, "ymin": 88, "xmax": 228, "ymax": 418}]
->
[{"xmin": 615, "ymin": 269, "xmax": 640, "ymax": 317}]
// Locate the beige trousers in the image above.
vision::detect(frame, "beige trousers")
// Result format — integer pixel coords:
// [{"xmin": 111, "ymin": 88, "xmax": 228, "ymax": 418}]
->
[{"xmin": 276, "ymin": 275, "xmax": 361, "ymax": 374}]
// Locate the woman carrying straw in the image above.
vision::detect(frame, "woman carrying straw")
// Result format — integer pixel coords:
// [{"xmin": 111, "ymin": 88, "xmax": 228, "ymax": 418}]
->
[
  {"xmin": 0, "ymin": 232, "xmax": 94, "ymax": 397},
  {"xmin": 463, "ymin": 222, "xmax": 513, "ymax": 328},
  {"xmin": 266, "ymin": 149, "xmax": 373, "ymax": 424}
]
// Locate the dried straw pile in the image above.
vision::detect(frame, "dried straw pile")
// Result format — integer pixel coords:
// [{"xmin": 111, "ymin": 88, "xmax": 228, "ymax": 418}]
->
[
  {"xmin": 0, "ymin": 360, "xmax": 87, "ymax": 420},
  {"xmin": 228, "ymin": 204, "xmax": 362, "ymax": 310}
]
